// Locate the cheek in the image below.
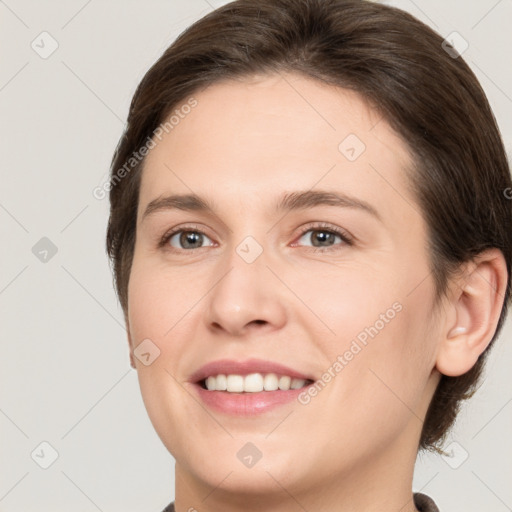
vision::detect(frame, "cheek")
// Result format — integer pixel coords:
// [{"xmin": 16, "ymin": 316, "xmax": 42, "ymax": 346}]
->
[
  {"xmin": 331, "ymin": 285, "xmax": 436, "ymax": 423},
  {"xmin": 311, "ymin": 262, "xmax": 437, "ymax": 436},
  {"xmin": 126, "ymin": 260, "xmax": 202, "ymax": 452},
  {"xmin": 127, "ymin": 256, "xmax": 209, "ymax": 344},
  {"xmin": 279, "ymin": 256, "xmax": 397, "ymax": 329}
]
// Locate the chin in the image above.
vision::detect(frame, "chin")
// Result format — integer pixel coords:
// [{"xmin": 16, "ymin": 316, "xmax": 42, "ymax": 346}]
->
[
  {"xmin": 174, "ymin": 434, "xmax": 318, "ymax": 494},
  {"xmin": 186, "ymin": 458, "xmax": 302, "ymax": 496}
]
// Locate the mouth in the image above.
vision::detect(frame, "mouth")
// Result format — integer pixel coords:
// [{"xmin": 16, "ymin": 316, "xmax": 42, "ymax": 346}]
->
[
  {"xmin": 188, "ymin": 359, "xmax": 317, "ymax": 415},
  {"xmin": 197, "ymin": 373, "xmax": 315, "ymax": 392}
]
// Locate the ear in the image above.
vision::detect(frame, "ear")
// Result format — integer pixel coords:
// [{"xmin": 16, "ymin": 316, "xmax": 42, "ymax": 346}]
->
[{"xmin": 436, "ymin": 248, "xmax": 508, "ymax": 377}]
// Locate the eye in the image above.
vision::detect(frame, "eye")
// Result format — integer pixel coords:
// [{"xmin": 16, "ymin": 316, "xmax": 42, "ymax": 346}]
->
[
  {"xmin": 293, "ymin": 223, "xmax": 353, "ymax": 251},
  {"xmin": 160, "ymin": 226, "xmax": 215, "ymax": 251},
  {"xmin": 158, "ymin": 222, "xmax": 353, "ymax": 253}
]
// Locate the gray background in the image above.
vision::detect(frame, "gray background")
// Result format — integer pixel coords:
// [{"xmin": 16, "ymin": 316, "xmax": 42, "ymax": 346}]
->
[{"xmin": 1, "ymin": 0, "xmax": 511, "ymax": 510}]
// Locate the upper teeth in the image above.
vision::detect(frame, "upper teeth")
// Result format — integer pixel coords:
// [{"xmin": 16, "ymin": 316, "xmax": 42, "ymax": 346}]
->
[{"xmin": 204, "ymin": 373, "xmax": 308, "ymax": 392}]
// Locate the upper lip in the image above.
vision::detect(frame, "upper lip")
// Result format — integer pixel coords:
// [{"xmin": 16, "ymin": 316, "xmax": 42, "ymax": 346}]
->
[{"xmin": 188, "ymin": 358, "xmax": 315, "ymax": 384}]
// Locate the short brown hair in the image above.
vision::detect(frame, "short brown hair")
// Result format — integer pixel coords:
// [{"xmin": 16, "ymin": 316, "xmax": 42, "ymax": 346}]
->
[{"xmin": 106, "ymin": 0, "xmax": 512, "ymax": 453}]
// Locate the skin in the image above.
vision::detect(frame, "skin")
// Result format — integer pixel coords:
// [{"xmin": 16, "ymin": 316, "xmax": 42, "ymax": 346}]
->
[{"xmin": 125, "ymin": 72, "xmax": 507, "ymax": 512}]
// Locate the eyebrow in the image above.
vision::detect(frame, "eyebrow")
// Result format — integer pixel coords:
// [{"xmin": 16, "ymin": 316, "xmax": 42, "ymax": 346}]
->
[{"xmin": 141, "ymin": 189, "xmax": 382, "ymax": 223}]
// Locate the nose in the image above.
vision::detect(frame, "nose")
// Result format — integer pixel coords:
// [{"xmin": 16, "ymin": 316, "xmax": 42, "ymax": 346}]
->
[{"xmin": 204, "ymin": 244, "xmax": 288, "ymax": 337}]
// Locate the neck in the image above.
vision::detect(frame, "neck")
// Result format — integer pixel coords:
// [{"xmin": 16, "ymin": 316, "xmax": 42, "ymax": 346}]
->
[{"xmin": 173, "ymin": 420, "xmax": 421, "ymax": 512}]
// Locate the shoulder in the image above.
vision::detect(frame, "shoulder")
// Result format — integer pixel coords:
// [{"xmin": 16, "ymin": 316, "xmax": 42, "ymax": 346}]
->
[
  {"xmin": 414, "ymin": 492, "xmax": 440, "ymax": 512},
  {"xmin": 161, "ymin": 502, "xmax": 175, "ymax": 512}
]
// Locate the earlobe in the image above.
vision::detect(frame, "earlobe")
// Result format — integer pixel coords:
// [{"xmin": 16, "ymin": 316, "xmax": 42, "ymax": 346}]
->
[
  {"xmin": 447, "ymin": 326, "xmax": 467, "ymax": 337},
  {"xmin": 435, "ymin": 248, "xmax": 508, "ymax": 377}
]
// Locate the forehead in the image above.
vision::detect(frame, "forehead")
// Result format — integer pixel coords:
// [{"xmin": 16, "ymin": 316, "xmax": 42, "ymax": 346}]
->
[{"xmin": 138, "ymin": 72, "xmax": 419, "ymax": 228}]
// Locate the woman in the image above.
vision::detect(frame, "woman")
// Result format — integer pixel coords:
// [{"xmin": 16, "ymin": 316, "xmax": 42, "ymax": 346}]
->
[{"xmin": 105, "ymin": 1, "xmax": 512, "ymax": 510}]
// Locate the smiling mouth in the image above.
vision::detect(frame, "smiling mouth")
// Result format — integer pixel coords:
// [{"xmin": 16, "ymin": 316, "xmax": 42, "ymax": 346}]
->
[{"xmin": 198, "ymin": 373, "xmax": 315, "ymax": 392}]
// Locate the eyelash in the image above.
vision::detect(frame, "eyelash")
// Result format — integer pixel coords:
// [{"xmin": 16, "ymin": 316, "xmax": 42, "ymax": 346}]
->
[{"xmin": 158, "ymin": 222, "xmax": 354, "ymax": 253}]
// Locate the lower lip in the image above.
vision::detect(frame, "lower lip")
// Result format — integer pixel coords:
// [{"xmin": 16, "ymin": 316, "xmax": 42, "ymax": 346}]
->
[{"xmin": 193, "ymin": 383, "xmax": 311, "ymax": 415}]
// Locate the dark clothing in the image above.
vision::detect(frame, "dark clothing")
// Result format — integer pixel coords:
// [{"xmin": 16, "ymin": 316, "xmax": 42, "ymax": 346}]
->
[
  {"xmin": 414, "ymin": 492, "xmax": 440, "ymax": 511},
  {"xmin": 161, "ymin": 491, "xmax": 439, "ymax": 511}
]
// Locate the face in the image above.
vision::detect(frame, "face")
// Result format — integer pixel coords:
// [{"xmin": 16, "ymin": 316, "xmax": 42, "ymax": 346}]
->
[{"xmin": 127, "ymin": 73, "xmax": 442, "ymax": 503}]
